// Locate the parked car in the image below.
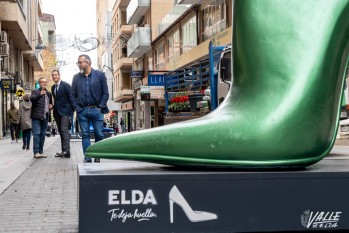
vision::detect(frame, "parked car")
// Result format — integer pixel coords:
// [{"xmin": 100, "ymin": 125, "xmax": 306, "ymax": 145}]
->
[{"xmin": 89, "ymin": 123, "xmax": 114, "ymax": 139}]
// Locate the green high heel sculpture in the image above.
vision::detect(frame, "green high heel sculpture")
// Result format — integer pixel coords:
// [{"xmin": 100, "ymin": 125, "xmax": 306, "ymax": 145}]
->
[{"xmin": 87, "ymin": 0, "xmax": 349, "ymax": 168}]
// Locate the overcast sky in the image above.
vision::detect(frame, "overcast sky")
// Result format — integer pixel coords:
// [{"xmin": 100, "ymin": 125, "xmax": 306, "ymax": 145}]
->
[{"xmin": 41, "ymin": 0, "xmax": 97, "ymax": 83}]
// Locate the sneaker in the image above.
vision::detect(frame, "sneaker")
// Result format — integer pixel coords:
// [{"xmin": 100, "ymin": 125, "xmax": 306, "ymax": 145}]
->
[
  {"xmin": 16, "ymin": 139, "xmax": 18, "ymax": 143},
  {"xmin": 26, "ymin": 145, "xmax": 30, "ymax": 150},
  {"xmin": 94, "ymin": 158, "xmax": 100, "ymax": 163},
  {"xmin": 11, "ymin": 140, "xmax": 15, "ymax": 143},
  {"xmin": 83, "ymin": 159, "xmax": 92, "ymax": 163},
  {"xmin": 41, "ymin": 154, "xmax": 48, "ymax": 158},
  {"xmin": 22, "ymin": 144, "xmax": 26, "ymax": 150},
  {"xmin": 34, "ymin": 153, "xmax": 41, "ymax": 158}
]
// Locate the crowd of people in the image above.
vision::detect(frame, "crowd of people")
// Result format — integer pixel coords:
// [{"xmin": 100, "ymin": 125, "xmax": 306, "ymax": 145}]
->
[{"xmin": 7, "ymin": 54, "xmax": 117, "ymax": 163}]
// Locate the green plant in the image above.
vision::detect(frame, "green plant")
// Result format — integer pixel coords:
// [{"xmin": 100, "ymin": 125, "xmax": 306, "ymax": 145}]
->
[{"xmin": 168, "ymin": 92, "xmax": 190, "ymax": 112}]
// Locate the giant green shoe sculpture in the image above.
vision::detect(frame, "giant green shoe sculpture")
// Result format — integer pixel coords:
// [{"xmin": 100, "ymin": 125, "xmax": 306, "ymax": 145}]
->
[{"xmin": 87, "ymin": 0, "xmax": 349, "ymax": 168}]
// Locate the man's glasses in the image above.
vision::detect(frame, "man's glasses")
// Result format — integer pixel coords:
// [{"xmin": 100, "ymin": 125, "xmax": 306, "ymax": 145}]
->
[{"xmin": 76, "ymin": 60, "xmax": 87, "ymax": 65}]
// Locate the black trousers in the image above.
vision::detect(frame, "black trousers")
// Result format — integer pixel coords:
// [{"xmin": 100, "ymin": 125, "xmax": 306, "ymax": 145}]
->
[
  {"xmin": 54, "ymin": 114, "xmax": 71, "ymax": 153},
  {"xmin": 10, "ymin": 122, "xmax": 20, "ymax": 140}
]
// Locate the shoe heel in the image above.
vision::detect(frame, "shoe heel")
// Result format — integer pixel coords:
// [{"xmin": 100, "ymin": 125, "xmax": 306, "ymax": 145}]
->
[{"xmin": 170, "ymin": 199, "xmax": 174, "ymax": 223}]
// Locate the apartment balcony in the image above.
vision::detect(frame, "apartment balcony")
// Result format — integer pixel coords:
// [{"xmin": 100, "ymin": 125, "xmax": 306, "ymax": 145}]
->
[
  {"xmin": 127, "ymin": 27, "xmax": 151, "ymax": 58},
  {"xmin": 116, "ymin": 57, "xmax": 133, "ymax": 71},
  {"xmin": 37, "ymin": 0, "xmax": 43, "ymax": 17},
  {"xmin": 114, "ymin": 88, "xmax": 133, "ymax": 102},
  {"xmin": 120, "ymin": 24, "xmax": 133, "ymax": 37},
  {"xmin": 178, "ymin": 0, "xmax": 202, "ymax": 4},
  {"xmin": 119, "ymin": 0, "xmax": 131, "ymax": 8},
  {"xmin": 157, "ymin": 5, "xmax": 191, "ymax": 38},
  {"xmin": 127, "ymin": 0, "xmax": 150, "ymax": 24},
  {"xmin": 38, "ymin": 21, "xmax": 44, "ymax": 42},
  {"xmin": 23, "ymin": 50, "xmax": 44, "ymax": 71},
  {"xmin": 0, "ymin": 2, "xmax": 31, "ymax": 50}
]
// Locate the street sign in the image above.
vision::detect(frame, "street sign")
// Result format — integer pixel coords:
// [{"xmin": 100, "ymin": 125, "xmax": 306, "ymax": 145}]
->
[
  {"xmin": 16, "ymin": 87, "xmax": 24, "ymax": 97},
  {"xmin": 131, "ymin": 71, "xmax": 144, "ymax": 78},
  {"xmin": 0, "ymin": 79, "xmax": 12, "ymax": 91}
]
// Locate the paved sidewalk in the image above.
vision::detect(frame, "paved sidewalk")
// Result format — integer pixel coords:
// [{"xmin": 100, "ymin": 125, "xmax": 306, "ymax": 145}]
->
[
  {"xmin": 0, "ymin": 136, "xmax": 151, "ymax": 233},
  {"xmin": 0, "ymin": 136, "xmax": 82, "ymax": 232},
  {"xmin": 0, "ymin": 136, "xmax": 58, "ymax": 195}
]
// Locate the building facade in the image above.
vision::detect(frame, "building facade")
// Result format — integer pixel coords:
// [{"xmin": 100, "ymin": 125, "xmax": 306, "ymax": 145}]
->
[
  {"xmin": 0, "ymin": 0, "xmax": 44, "ymax": 139},
  {"xmin": 95, "ymin": 0, "xmax": 232, "ymax": 132},
  {"xmin": 39, "ymin": 13, "xmax": 56, "ymax": 53},
  {"xmin": 96, "ymin": 0, "xmax": 121, "ymax": 127}
]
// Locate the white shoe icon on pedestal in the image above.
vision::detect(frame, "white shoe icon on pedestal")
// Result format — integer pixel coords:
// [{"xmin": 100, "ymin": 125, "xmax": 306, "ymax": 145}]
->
[{"xmin": 169, "ymin": 185, "xmax": 218, "ymax": 223}]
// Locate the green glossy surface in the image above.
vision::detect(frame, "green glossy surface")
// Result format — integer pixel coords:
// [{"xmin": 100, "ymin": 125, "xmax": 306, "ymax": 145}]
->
[{"xmin": 87, "ymin": 0, "xmax": 349, "ymax": 168}]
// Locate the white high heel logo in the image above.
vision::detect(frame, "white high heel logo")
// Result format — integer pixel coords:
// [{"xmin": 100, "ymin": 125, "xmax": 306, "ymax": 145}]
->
[{"xmin": 169, "ymin": 185, "xmax": 218, "ymax": 223}]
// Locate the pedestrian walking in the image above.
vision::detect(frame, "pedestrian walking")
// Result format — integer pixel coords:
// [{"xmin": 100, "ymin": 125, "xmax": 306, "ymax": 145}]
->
[
  {"xmin": 51, "ymin": 69, "xmax": 73, "ymax": 158},
  {"xmin": 30, "ymin": 77, "xmax": 53, "ymax": 158},
  {"xmin": 18, "ymin": 94, "xmax": 32, "ymax": 150},
  {"xmin": 113, "ymin": 121, "xmax": 119, "ymax": 135},
  {"xmin": 7, "ymin": 103, "xmax": 20, "ymax": 143},
  {"xmin": 70, "ymin": 54, "xmax": 109, "ymax": 163},
  {"xmin": 51, "ymin": 120, "xmax": 57, "ymax": 137},
  {"xmin": 120, "ymin": 117, "xmax": 125, "ymax": 133}
]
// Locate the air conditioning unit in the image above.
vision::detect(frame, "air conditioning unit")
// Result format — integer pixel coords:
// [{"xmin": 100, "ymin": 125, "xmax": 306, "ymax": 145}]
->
[
  {"xmin": 0, "ymin": 31, "xmax": 8, "ymax": 43},
  {"xmin": 0, "ymin": 43, "xmax": 9, "ymax": 56},
  {"xmin": 1, "ymin": 56, "xmax": 9, "ymax": 70}
]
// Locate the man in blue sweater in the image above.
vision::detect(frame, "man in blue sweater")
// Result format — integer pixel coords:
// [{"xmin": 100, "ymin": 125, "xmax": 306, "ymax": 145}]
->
[{"xmin": 70, "ymin": 54, "xmax": 109, "ymax": 163}]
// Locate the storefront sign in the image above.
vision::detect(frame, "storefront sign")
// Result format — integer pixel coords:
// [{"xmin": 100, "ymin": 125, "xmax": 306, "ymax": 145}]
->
[
  {"xmin": 212, "ymin": 27, "xmax": 232, "ymax": 46},
  {"xmin": 0, "ymin": 79, "xmax": 12, "ymax": 91},
  {"xmin": 133, "ymin": 80, "xmax": 143, "ymax": 90},
  {"xmin": 122, "ymin": 100, "xmax": 133, "ymax": 111},
  {"xmin": 141, "ymin": 86, "xmax": 151, "ymax": 101},
  {"xmin": 148, "ymin": 74, "xmax": 165, "ymax": 86},
  {"xmin": 150, "ymin": 86, "xmax": 165, "ymax": 100},
  {"xmin": 131, "ymin": 71, "xmax": 144, "ymax": 78}
]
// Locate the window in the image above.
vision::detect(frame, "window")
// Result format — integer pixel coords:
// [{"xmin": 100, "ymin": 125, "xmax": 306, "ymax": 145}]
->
[
  {"xmin": 122, "ymin": 73, "xmax": 131, "ymax": 89},
  {"xmin": 148, "ymin": 57, "xmax": 153, "ymax": 71},
  {"xmin": 17, "ymin": 0, "xmax": 26, "ymax": 19},
  {"xmin": 182, "ymin": 16, "xmax": 197, "ymax": 53},
  {"xmin": 167, "ymin": 29, "xmax": 180, "ymax": 63},
  {"xmin": 202, "ymin": 0, "xmax": 226, "ymax": 41},
  {"xmin": 155, "ymin": 43, "xmax": 165, "ymax": 70}
]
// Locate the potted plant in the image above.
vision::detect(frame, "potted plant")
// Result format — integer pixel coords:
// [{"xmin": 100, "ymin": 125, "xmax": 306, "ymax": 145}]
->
[{"xmin": 168, "ymin": 92, "xmax": 190, "ymax": 112}]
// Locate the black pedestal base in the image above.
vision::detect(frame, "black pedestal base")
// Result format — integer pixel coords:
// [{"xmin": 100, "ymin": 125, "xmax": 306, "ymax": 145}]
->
[{"xmin": 78, "ymin": 158, "xmax": 349, "ymax": 233}]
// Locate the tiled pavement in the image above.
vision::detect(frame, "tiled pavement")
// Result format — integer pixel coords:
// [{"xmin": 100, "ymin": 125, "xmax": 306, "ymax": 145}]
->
[
  {"xmin": 0, "ymin": 136, "xmax": 152, "ymax": 233},
  {"xmin": 0, "ymin": 137, "xmax": 82, "ymax": 232}
]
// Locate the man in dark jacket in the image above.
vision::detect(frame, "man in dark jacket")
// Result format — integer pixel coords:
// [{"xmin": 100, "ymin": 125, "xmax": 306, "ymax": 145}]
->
[
  {"xmin": 30, "ymin": 77, "xmax": 53, "ymax": 158},
  {"xmin": 51, "ymin": 70, "xmax": 73, "ymax": 158},
  {"xmin": 70, "ymin": 54, "xmax": 109, "ymax": 163}
]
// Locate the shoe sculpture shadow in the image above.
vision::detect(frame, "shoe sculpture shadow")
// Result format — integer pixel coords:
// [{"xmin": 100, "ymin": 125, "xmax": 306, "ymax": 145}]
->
[{"xmin": 87, "ymin": 0, "xmax": 349, "ymax": 169}]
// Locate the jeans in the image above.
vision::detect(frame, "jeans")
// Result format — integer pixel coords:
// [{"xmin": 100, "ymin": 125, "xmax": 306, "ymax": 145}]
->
[
  {"xmin": 54, "ymin": 114, "xmax": 71, "ymax": 153},
  {"xmin": 77, "ymin": 108, "xmax": 104, "ymax": 161},
  {"xmin": 22, "ymin": 129, "xmax": 32, "ymax": 146},
  {"xmin": 32, "ymin": 118, "xmax": 48, "ymax": 154},
  {"xmin": 10, "ymin": 122, "xmax": 20, "ymax": 141}
]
